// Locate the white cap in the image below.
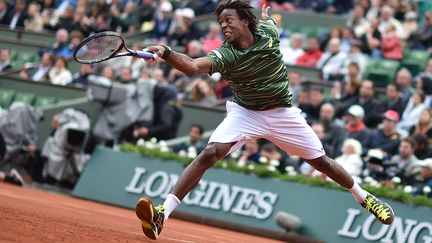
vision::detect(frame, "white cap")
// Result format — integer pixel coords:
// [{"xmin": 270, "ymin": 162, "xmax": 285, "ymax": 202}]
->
[
  {"xmin": 418, "ymin": 159, "xmax": 432, "ymax": 169},
  {"xmin": 367, "ymin": 149, "xmax": 384, "ymax": 160},
  {"xmin": 181, "ymin": 8, "xmax": 195, "ymax": 19},
  {"xmin": 160, "ymin": 2, "xmax": 173, "ymax": 12},
  {"xmin": 347, "ymin": 105, "xmax": 365, "ymax": 118}
]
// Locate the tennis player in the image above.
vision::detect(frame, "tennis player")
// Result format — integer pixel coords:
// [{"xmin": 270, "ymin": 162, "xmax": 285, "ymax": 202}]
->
[{"xmin": 136, "ymin": 1, "xmax": 395, "ymax": 240}]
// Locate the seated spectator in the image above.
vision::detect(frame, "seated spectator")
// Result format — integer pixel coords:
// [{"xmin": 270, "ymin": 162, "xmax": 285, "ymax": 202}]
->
[
  {"xmin": 302, "ymin": 87, "xmax": 325, "ymax": 123},
  {"xmin": 72, "ymin": 4, "xmax": 92, "ymax": 37},
  {"xmin": 397, "ymin": 91, "xmax": 427, "ymax": 132},
  {"xmin": 288, "ymin": 72, "xmax": 302, "ymax": 106},
  {"xmin": 339, "ymin": 27, "xmax": 356, "ymax": 53},
  {"xmin": 281, "ymin": 33, "xmax": 304, "ymax": 65},
  {"xmin": 24, "ymin": 2, "xmax": 44, "ymax": 32},
  {"xmin": 259, "ymin": 143, "xmax": 287, "ymax": 173},
  {"xmin": 19, "ymin": 52, "xmax": 54, "ymax": 82},
  {"xmin": 39, "ymin": 28, "xmax": 70, "ymax": 58},
  {"xmin": 364, "ymin": 110, "xmax": 401, "ymax": 157},
  {"xmin": 384, "ymin": 137, "xmax": 418, "ymax": 184},
  {"xmin": 413, "ymin": 133, "xmax": 432, "ymax": 160},
  {"xmin": 381, "ymin": 24, "xmax": 403, "ymax": 60},
  {"xmin": 327, "ymin": 0, "xmax": 353, "ymax": 15},
  {"xmin": 408, "ymin": 11, "xmax": 432, "ymax": 51},
  {"xmin": 237, "ymin": 139, "xmax": 260, "ymax": 166},
  {"xmin": 345, "ymin": 105, "xmax": 370, "ymax": 148},
  {"xmin": 365, "ymin": 0, "xmax": 380, "ymax": 21},
  {"xmin": 0, "ymin": 0, "xmax": 7, "ymax": 25},
  {"xmin": 359, "ymin": 17, "xmax": 382, "ymax": 58},
  {"xmin": 377, "ymin": 83, "xmax": 406, "ymax": 117},
  {"xmin": 396, "ymin": 68, "xmax": 415, "ymax": 104},
  {"xmin": 346, "ymin": 4, "xmax": 369, "ymax": 36},
  {"xmin": 111, "ymin": 1, "xmax": 139, "ymax": 34},
  {"xmin": 296, "ymin": 37, "xmax": 322, "ymax": 68},
  {"xmin": 3, "ymin": 0, "xmax": 26, "ymax": 30},
  {"xmin": 185, "ymin": 77, "xmax": 217, "ymax": 105},
  {"xmin": 363, "ymin": 149, "xmax": 387, "ymax": 181},
  {"xmin": 410, "ymin": 109, "xmax": 432, "ymax": 142},
  {"xmin": 0, "ymin": 48, "xmax": 12, "ymax": 72},
  {"xmin": 412, "ymin": 159, "xmax": 432, "ymax": 198},
  {"xmin": 416, "ymin": 76, "xmax": 432, "ymax": 107},
  {"xmin": 152, "ymin": 1, "xmax": 173, "ymax": 41},
  {"xmin": 137, "ymin": 0, "xmax": 156, "ymax": 24},
  {"xmin": 355, "ymin": 80, "xmax": 381, "ymax": 128},
  {"xmin": 48, "ymin": 57, "xmax": 73, "ymax": 86},
  {"xmin": 343, "ymin": 42, "xmax": 368, "ymax": 79},
  {"xmin": 401, "ymin": 11, "xmax": 418, "ymax": 40},
  {"xmin": 173, "ymin": 124, "xmax": 206, "ymax": 155},
  {"xmin": 378, "ymin": 5, "xmax": 404, "ymax": 38},
  {"xmin": 335, "ymin": 138, "xmax": 363, "ymax": 177},
  {"xmin": 69, "ymin": 64, "xmax": 93, "ymax": 88},
  {"xmin": 89, "ymin": 14, "xmax": 111, "ymax": 35},
  {"xmin": 329, "ymin": 81, "xmax": 342, "ymax": 101},
  {"xmin": 319, "ymin": 27, "xmax": 343, "ymax": 51},
  {"xmin": 343, "ymin": 62, "xmax": 362, "ymax": 85},
  {"xmin": 311, "ymin": 122, "xmax": 337, "ymax": 158},
  {"xmin": 335, "ymin": 79, "xmax": 361, "ymax": 118},
  {"xmin": 202, "ymin": 22, "xmax": 223, "ymax": 53},
  {"xmin": 132, "ymin": 86, "xmax": 182, "ymax": 141},
  {"xmin": 316, "ymin": 38, "xmax": 347, "ymax": 81},
  {"xmin": 118, "ymin": 67, "xmax": 136, "ymax": 84},
  {"xmin": 319, "ymin": 103, "xmax": 347, "ymax": 158}
]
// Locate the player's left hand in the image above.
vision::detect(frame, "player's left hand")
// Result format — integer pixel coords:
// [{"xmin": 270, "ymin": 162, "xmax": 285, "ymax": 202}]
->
[{"xmin": 260, "ymin": 4, "xmax": 270, "ymax": 21}]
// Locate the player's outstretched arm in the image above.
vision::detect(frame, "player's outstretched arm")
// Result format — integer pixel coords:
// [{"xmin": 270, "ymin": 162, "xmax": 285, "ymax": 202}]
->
[{"xmin": 146, "ymin": 45, "xmax": 211, "ymax": 74}]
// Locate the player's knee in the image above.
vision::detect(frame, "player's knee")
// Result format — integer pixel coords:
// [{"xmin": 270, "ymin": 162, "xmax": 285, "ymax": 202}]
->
[
  {"xmin": 196, "ymin": 144, "xmax": 227, "ymax": 168},
  {"xmin": 308, "ymin": 155, "xmax": 331, "ymax": 172}
]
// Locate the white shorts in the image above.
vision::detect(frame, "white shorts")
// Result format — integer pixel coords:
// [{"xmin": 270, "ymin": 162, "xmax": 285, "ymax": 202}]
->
[{"xmin": 208, "ymin": 101, "xmax": 325, "ymax": 160}]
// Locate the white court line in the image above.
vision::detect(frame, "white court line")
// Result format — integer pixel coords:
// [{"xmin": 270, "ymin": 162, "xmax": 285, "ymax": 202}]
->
[{"xmin": 161, "ymin": 236, "xmax": 197, "ymax": 243}]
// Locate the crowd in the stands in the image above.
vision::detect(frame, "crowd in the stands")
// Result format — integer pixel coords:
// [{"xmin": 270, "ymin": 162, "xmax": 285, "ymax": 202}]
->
[{"xmin": 0, "ymin": 0, "xmax": 431, "ymax": 198}]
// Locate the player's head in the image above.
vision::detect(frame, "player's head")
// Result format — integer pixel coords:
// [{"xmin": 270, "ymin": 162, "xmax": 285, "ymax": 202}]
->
[{"xmin": 215, "ymin": 0, "xmax": 257, "ymax": 43}]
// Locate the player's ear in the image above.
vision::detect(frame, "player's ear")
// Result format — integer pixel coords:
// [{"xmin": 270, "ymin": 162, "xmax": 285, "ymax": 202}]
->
[{"xmin": 241, "ymin": 19, "xmax": 249, "ymax": 28}]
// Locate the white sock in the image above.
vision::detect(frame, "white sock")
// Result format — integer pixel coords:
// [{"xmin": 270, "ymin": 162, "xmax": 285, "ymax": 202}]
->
[
  {"xmin": 348, "ymin": 182, "xmax": 368, "ymax": 203},
  {"xmin": 163, "ymin": 194, "xmax": 181, "ymax": 220}
]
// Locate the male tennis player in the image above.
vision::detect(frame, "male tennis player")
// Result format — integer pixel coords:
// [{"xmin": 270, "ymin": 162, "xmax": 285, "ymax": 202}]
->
[{"xmin": 136, "ymin": 1, "xmax": 395, "ymax": 240}]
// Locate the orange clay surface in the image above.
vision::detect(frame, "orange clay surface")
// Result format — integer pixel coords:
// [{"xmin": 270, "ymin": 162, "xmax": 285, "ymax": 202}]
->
[{"xmin": 0, "ymin": 183, "xmax": 282, "ymax": 243}]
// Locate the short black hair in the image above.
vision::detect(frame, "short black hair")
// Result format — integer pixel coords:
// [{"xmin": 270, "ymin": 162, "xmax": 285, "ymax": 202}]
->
[
  {"xmin": 190, "ymin": 124, "xmax": 204, "ymax": 135},
  {"xmin": 215, "ymin": 0, "xmax": 258, "ymax": 34}
]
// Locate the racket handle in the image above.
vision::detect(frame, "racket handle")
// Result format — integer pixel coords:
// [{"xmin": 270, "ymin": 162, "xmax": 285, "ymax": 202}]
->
[{"xmin": 135, "ymin": 50, "xmax": 158, "ymax": 60}]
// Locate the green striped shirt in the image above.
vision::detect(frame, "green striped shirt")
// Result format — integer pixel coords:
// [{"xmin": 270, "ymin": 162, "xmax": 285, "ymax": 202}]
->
[{"xmin": 207, "ymin": 18, "xmax": 292, "ymax": 111}]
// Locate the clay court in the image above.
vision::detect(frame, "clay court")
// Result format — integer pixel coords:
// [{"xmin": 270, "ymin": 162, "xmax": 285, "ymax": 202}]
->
[{"xmin": 0, "ymin": 183, "xmax": 283, "ymax": 243}]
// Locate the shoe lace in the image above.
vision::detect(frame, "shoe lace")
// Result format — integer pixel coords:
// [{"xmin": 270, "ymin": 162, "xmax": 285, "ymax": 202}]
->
[
  {"xmin": 363, "ymin": 197, "xmax": 390, "ymax": 221},
  {"xmin": 155, "ymin": 205, "xmax": 165, "ymax": 214}
]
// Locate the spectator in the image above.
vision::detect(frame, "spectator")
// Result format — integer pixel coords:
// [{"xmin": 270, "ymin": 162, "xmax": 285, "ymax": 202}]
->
[
  {"xmin": 48, "ymin": 57, "xmax": 72, "ymax": 86},
  {"xmin": 397, "ymin": 91, "xmax": 427, "ymax": 132},
  {"xmin": 329, "ymin": 80, "xmax": 342, "ymax": 101},
  {"xmin": 363, "ymin": 148, "xmax": 387, "ymax": 181},
  {"xmin": 303, "ymin": 87, "xmax": 325, "ymax": 123},
  {"xmin": 339, "ymin": 28, "xmax": 356, "ymax": 53},
  {"xmin": 335, "ymin": 79, "xmax": 361, "ymax": 118},
  {"xmin": 364, "ymin": 110, "xmax": 401, "ymax": 157},
  {"xmin": 296, "ymin": 37, "xmax": 323, "ymax": 68},
  {"xmin": 345, "ymin": 105, "xmax": 370, "ymax": 148},
  {"xmin": 0, "ymin": 48, "xmax": 12, "ymax": 72},
  {"xmin": 335, "ymin": 138, "xmax": 363, "ymax": 177},
  {"xmin": 20, "ymin": 52, "xmax": 54, "ymax": 82},
  {"xmin": 377, "ymin": 83, "xmax": 406, "ymax": 116},
  {"xmin": 359, "ymin": 17, "xmax": 382, "ymax": 58},
  {"xmin": 401, "ymin": 11, "xmax": 418, "ymax": 40},
  {"xmin": 327, "ymin": 0, "xmax": 353, "ymax": 15},
  {"xmin": 24, "ymin": 2, "xmax": 44, "ymax": 32},
  {"xmin": 316, "ymin": 38, "xmax": 347, "ymax": 81},
  {"xmin": 153, "ymin": 1, "xmax": 173, "ymax": 40},
  {"xmin": 378, "ymin": 5, "xmax": 404, "ymax": 38},
  {"xmin": 319, "ymin": 103, "xmax": 347, "ymax": 158},
  {"xmin": 396, "ymin": 68, "xmax": 415, "ymax": 104},
  {"xmin": 3, "ymin": 0, "xmax": 27, "ymax": 30},
  {"xmin": 0, "ymin": 0, "xmax": 7, "ymax": 25},
  {"xmin": 346, "ymin": 4, "xmax": 369, "ymax": 36},
  {"xmin": 136, "ymin": 0, "xmax": 156, "ymax": 23},
  {"xmin": 39, "ymin": 28, "xmax": 70, "ymax": 58},
  {"xmin": 412, "ymin": 134, "xmax": 432, "ymax": 160},
  {"xmin": 415, "ymin": 59, "xmax": 432, "ymax": 81},
  {"xmin": 412, "ymin": 159, "xmax": 432, "ymax": 198},
  {"xmin": 410, "ymin": 109, "xmax": 432, "ymax": 142},
  {"xmin": 46, "ymin": 6, "xmax": 75, "ymax": 32},
  {"xmin": 365, "ymin": 0, "xmax": 380, "ymax": 21},
  {"xmin": 319, "ymin": 26, "xmax": 343, "ymax": 52},
  {"xmin": 132, "ymin": 86, "xmax": 182, "ymax": 141},
  {"xmin": 90, "ymin": 0, "xmax": 110, "ymax": 20},
  {"xmin": 381, "ymin": 24, "xmax": 403, "ymax": 60},
  {"xmin": 118, "ymin": 67, "xmax": 136, "ymax": 83},
  {"xmin": 355, "ymin": 80, "xmax": 381, "ymax": 128},
  {"xmin": 343, "ymin": 42, "xmax": 368, "ymax": 80},
  {"xmin": 281, "ymin": 33, "xmax": 304, "ymax": 65},
  {"xmin": 259, "ymin": 143, "xmax": 287, "ymax": 173},
  {"xmin": 416, "ymin": 76, "xmax": 432, "ymax": 107},
  {"xmin": 311, "ymin": 122, "xmax": 337, "ymax": 158},
  {"xmin": 170, "ymin": 8, "xmax": 203, "ymax": 46},
  {"xmin": 288, "ymin": 72, "xmax": 302, "ymax": 106},
  {"xmin": 69, "ymin": 64, "xmax": 93, "ymax": 88},
  {"xmin": 185, "ymin": 77, "xmax": 217, "ymax": 105},
  {"xmin": 385, "ymin": 137, "xmax": 419, "ymax": 183},
  {"xmin": 72, "ymin": 4, "xmax": 92, "ymax": 37},
  {"xmin": 90, "ymin": 14, "xmax": 111, "ymax": 34},
  {"xmin": 202, "ymin": 22, "xmax": 223, "ymax": 53},
  {"xmin": 237, "ymin": 139, "xmax": 260, "ymax": 166},
  {"xmin": 173, "ymin": 124, "xmax": 206, "ymax": 155},
  {"xmin": 112, "ymin": 1, "xmax": 139, "ymax": 33},
  {"xmin": 408, "ymin": 12, "xmax": 432, "ymax": 51}
]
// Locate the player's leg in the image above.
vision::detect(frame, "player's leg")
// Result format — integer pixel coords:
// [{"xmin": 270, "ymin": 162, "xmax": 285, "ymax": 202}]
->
[{"xmin": 266, "ymin": 107, "xmax": 394, "ymax": 225}]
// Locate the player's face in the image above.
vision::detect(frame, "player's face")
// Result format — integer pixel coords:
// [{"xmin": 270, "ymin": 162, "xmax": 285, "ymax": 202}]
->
[{"xmin": 218, "ymin": 9, "xmax": 249, "ymax": 43}]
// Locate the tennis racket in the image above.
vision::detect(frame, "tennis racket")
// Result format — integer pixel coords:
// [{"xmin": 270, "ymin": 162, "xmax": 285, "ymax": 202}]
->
[{"xmin": 73, "ymin": 31, "xmax": 158, "ymax": 64}]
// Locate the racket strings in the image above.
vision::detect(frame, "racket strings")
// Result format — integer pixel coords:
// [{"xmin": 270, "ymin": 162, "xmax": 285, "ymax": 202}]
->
[{"xmin": 75, "ymin": 35, "xmax": 123, "ymax": 62}]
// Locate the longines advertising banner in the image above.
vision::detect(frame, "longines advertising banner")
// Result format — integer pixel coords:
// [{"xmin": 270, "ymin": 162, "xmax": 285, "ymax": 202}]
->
[{"xmin": 73, "ymin": 147, "xmax": 432, "ymax": 242}]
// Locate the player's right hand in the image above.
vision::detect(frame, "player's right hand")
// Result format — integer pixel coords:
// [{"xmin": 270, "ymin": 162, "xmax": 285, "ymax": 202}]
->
[{"xmin": 143, "ymin": 46, "xmax": 165, "ymax": 62}]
